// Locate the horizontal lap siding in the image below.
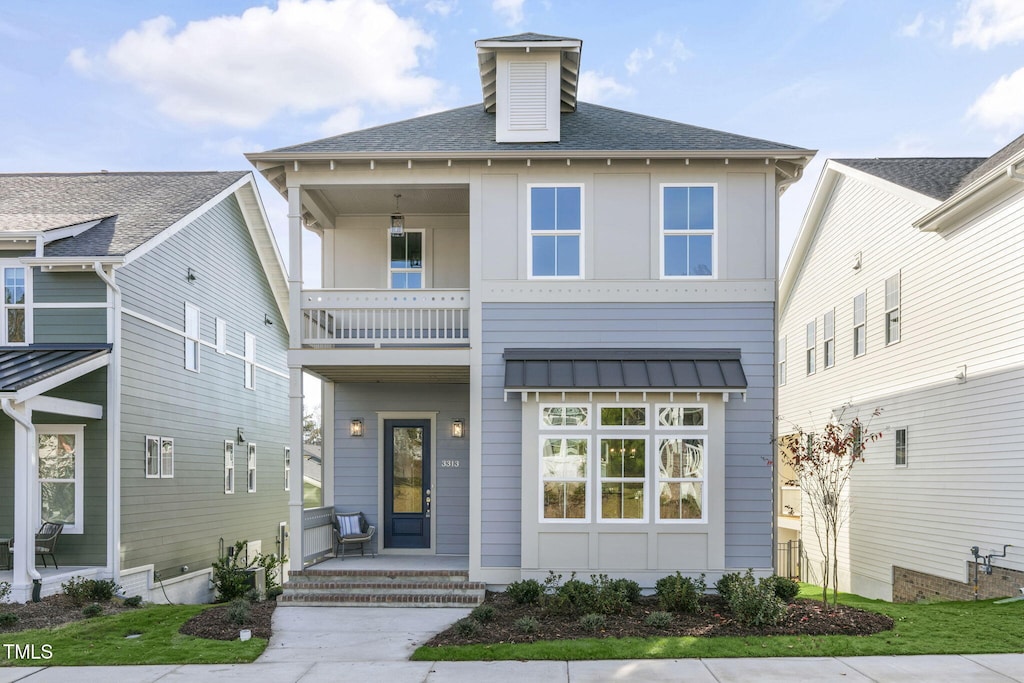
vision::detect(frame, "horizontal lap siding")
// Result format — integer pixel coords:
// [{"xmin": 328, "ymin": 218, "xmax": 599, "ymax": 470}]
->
[
  {"xmin": 117, "ymin": 195, "xmax": 289, "ymax": 576},
  {"xmin": 33, "ymin": 271, "xmax": 107, "ymax": 303},
  {"xmin": 481, "ymin": 302, "xmax": 775, "ymax": 569},
  {"xmin": 333, "ymin": 383, "xmax": 470, "ymax": 555}
]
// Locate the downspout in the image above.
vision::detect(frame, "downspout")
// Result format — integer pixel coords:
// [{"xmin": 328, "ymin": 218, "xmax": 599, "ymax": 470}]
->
[
  {"xmin": 94, "ymin": 262, "xmax": 122, "ymax": 584},
  {"xmin": 2, "ymin": 398, "xmax": 42, "ymax": 592}
]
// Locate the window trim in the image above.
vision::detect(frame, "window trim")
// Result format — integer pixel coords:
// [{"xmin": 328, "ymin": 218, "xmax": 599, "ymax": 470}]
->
[
  {"xmin": 224, "ymin": 440, "xmax": 235, "ymax": 494},
  {"xmin": 598, "ymin": 435, "xmax": 649, "ymax": 523},
  {"xmin": 805, "ymin": 320, "xmax": 816, "ymax": 375},
  {"xmin": 778, "ymin": 336, "xmax": 787, "ymax": 386},
  {"xmin": 387, "ymin": 228, "xmax": 426, "ymax": 289},
  {"xmin": 659, "ymin": 183, "xmax": 718, "ymax": 280},
  {"xmin": 539, "ymin": 435, "xmax": 591, "ymax": 523},
  {"xmin": 895, "ymin": 427, "xmax": 908, "ymax": 468},
  {"xmin": 284, "ymin": 446, "xmax": 291, "ymax": 492},
  {"xmin": 823, "ymin": 309, "xmax": 835, "ymax": 369},
  {"xmin": 244, "ymin": 332, "xmax": 256, "ymax": 390},
  {"xmin": 36, "ymin": 424, "xmax": 85, "ymax": 534},
  {"xmin": 885, "ymin": 273, "xmax": 901, "ymax": 346},
  {"xmin": 853, "ymin": 292, "xmax": 866, "ymax": 357},
  {"xmin": 1, "ymin": 262, "xmax": 32, "ymax": 345},
  {"xmin": 184, "ymin": 302, "xmax": 201, "ymax": 372},
  {"xmin": 527, "ymin": 183, "xmax": 585, "ymax": 280},
  {"xmin": 247, "ymin": 443, "xmax": 257, "ymax": 493}
]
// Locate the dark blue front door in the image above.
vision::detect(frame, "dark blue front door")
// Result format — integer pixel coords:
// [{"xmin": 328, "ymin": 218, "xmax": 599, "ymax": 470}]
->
[{"xmin": 383, "ymin": 420, "xmax": 431, "ymax": 549}]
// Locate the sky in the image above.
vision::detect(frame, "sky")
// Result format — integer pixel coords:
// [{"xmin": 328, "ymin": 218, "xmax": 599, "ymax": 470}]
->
[{"xmin": 3, "ymin": 0, "xmax": 1024, "ymax": 280}]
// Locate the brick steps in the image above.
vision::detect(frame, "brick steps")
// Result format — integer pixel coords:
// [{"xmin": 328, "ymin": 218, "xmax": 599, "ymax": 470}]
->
[{"xmin": 281, "ymin": 567, "xmax": 484, "ymax": 607}]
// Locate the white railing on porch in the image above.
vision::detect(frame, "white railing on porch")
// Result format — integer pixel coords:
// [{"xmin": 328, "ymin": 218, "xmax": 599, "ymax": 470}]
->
[
  {"xmin": 302, "ymin": 506, "xmax": 335, "ymax": 565},
  {"xmin": 301, "ymin": 289, "xmax": 469, "ymax": 347}
]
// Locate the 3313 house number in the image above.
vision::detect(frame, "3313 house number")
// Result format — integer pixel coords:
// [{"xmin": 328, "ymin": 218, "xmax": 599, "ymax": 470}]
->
[{"xmin": 441, "ymin": 459, "xmax": 460, "ymax": 468}]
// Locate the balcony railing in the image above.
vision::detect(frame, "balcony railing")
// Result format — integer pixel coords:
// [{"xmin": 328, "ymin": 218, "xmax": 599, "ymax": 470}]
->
[{"xmin": 301, "ymin": 289, "xmax": 469, "ymax": 347}]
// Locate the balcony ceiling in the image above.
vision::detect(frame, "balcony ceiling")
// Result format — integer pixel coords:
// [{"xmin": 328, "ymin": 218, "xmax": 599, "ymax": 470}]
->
[{"xmin": 307, "ymin": 184, "xmax": 469, "ymax": 218}]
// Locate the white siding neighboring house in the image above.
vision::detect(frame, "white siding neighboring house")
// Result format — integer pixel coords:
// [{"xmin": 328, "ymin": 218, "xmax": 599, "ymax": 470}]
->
[{"xmin": 778, "ymin": 134, "xmax": 1024, "ymax": 601}]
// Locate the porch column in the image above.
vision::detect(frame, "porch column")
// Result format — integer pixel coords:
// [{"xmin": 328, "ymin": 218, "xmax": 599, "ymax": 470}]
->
[
  {"xmin": 287, "ymin": 367, "xmax": 304, "ymax": 573},
  {"xmin": 287, "ymin": 184, "xmax": 303, "ymax": 346},
  {"xmin": 3, "ymin": 400, "xmax": 38, "ymax": 601}
]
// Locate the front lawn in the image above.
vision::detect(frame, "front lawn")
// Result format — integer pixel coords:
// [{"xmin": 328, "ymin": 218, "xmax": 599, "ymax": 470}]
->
[{"xmin": 413, "ymin": 585, "xmax": 1024, "ymax": 661}]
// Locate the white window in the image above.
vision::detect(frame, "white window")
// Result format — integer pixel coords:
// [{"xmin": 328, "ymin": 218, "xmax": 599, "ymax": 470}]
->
[
  {"xmin": 184, "ymin": 303, "xmax": 200, "ymax": 372},
  {"xmin": 224, "ymin": 441, "xmax": 235, "ymax": 494},
  {"xmin": 528, "ymin": 185, "xmax": 583, "ymax": 278},
  {"xmin": 37, "ymin": 426, "xmax": 84, "ymax": 533},
  {"xmin": 823, "ymin": 309, "xmax": 835, "ymax": 369},
  {"xmin": 853, "ymin": 292, "xmax": 866, "ymax": 357},
  {"xmin": 895, "ymin": 427, "xmax": 908, "ymax": 467},
  {"xmin": 540, "ymin": 436, "xmax": 589, "ymax": 521},
  {"xmin": 2, "ymin": 264, "xmax": 30, "ymax": 344},
  {"xmin": 656, "ymin": 405, "xmax": 706, "ymax": 522},
  {"xmin": 885, "ymin": 273, "xmax": 901, "ymax": 345},
  {"xmin": 599, "ymin": 437, "xmax": 647, "ymax": 521},
  {"xmin": 247, "ymin": 443, "xmax": 256, "ymax": 492},
  {"xmin": 284, "ymin": 447, "xmax": 291, "ymax": 491},
  {"xmin": 145, "ymin": 436, "xmax": 174, "ymax": 479},
  {"xmin": 778, "ymin": 336, "xmax": 787, "ymax": 387},
  {"xmin": 805, "ymin": 320, "xmax": 816, "ymax": 375},
  {"xmin": 598, "ymin": 405, "xmax": 647, "ymax": 429},
  {"xmin": 661, "ymin": 184, "xmax": 716, "ymax": 278},
  {"xmin": 244, "ymin": 332, "xmax": 256, "ymax": 390},
  {"xmin": 540, "ymin": 404, "xmax": 590, "ymax": 428},
  {"xmin": 216, "ymin": 318, "xmax": 227, "ymax": 354},
  {"xmin": 389, "ymin": 230, "xmax": 424, "ymax": 289}
]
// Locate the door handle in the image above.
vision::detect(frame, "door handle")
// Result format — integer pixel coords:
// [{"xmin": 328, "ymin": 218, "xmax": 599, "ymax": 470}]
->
[{"xmin": 425, "ymin": 488, "xmax": 431, "ymax": 518}]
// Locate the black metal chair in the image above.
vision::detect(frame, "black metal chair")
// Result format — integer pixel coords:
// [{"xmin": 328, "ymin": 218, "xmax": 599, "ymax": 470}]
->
[{"xmin": 34, "ymin": 522, "xmax": 64, "ymax": 569}]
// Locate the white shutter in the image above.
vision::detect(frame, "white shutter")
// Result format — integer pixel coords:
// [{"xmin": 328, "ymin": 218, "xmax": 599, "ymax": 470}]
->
[{"xmin": 508, "ymin": 62, "xmax": 547, "ymax": 130}]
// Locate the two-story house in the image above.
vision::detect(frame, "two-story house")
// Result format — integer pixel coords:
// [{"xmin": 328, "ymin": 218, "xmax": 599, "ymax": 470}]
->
[
  {"xmin": 248, "ymin": 33, "xmax": 813, "ymax": 593},
  {"xmin": 778, "ymin": 133, "xmax": 1024, "ymax": 601},
  {"xmin": 0, "ymin": 171, "xmax": 289, "ymax": 603}
]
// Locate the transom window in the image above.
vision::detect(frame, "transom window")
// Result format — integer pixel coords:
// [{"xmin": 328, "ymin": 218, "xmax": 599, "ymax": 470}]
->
[
  {"xmin": 539, "ymin": 402, "xmax": 707, "ymax": 523},
  {"xmin": 529, "ymin": 185, "xmax": 583, "ymax": 278},
  {"xmin": 853, "ymin": 292, "xmax": 866, "ymax": 357},
  {"xmin": 885, "ymin": 274, "xmax": 901, "ymax": 345},
  {"xmin": 389, "ymin": 230, "xmax": 424, "ymax": 289},
  {"xmin": 3, "ymin": 265, "xmax": 29, "ymax": 344},
  {"xmin": 823, "ymin": 309, "xmax": 835, "ymax": 369},
  {"xmin": 37, "ymin": 426, "xmax": 84, "ymax": 533},
  {"xmin": 661, "ymin": 184, "xmax": 716, "ymax": 278}
]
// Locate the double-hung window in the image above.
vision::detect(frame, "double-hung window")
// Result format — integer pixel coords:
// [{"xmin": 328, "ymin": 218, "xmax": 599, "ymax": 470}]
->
[
  {"xmin": 244, "ymin": 332, "xmax": 256, "ymax": 390},
  {"xmin": 805, "ymin": 321, "xmax": 816, "ymax": 375},
  {"xmin": 853, "ymin": 292, "xmax": 866, "ymax": 357},
  {"xmin": 823, "ymin": 309, "xmax": 835, "ymax": 368},
  {"xmin": 598, "ymin": 405, "xmax": 648, "ymax": 522},
  {"xmin": 529, "ymin": 185, "xmax": 583, "ymax": 278},
  {"xmin": 247, "ymin": 443, "xmax": 257, "ymax": 493},
  {"xmin": 37, "ymin": 426, "xmax": 84, "ymax": 533},
  {"xmin": 2, "ymin": 264, "xmax": 29, "ymax": 344},
  {"xmin": 656, "ymin": 405, "xmax": 706, "ymax": 521},
  {"xmin": 184, "ymin": 303, "xmax": 200, "ymax": 372},
  {"xmin": 885, "ymin": 274, "xmax": 900, "ymax": 345},
  {"xmin": 224, "ymin": 441, "xmax": 235, "ymax": 494},
  {"xmin": 778, "ymin": 336, "xmax": 787, "ymax": 386},
  {"xmin": 145, "ymin": 436, "xmax": 174, "ymax": 478},
  {"xmin": 389, "ymin": 230, "xmax": 424, "ymax": 288},
  {"xmin": 662, "ymin": 184, "xmax": 715, "ymax": 277}
]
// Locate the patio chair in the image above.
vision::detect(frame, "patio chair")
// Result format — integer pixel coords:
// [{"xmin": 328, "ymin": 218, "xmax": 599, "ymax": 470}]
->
[
  {"xmin": 34, "ymin": 522, "xmax": 64, "ymax": 569},
  {"xmin": 333, "ymin": 512, "xmax": 375, "ymax": 560}
]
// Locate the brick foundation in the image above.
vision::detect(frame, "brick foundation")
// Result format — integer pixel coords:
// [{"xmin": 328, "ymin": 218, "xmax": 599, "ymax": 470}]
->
[{"xmin": 893, "ymin": 563, "xmax": 1024, "ymax": 603}]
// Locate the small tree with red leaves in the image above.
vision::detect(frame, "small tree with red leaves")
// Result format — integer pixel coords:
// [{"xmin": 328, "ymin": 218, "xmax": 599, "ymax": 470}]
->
[{"xmin": 778, "ymin": 408, "xmax": 881, "ymax": 608}]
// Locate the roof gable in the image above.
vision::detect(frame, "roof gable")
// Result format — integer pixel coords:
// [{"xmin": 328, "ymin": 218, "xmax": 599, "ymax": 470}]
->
[{"xmin": 834, "ymin": 158, "xmax": 986, "ymax": 201}]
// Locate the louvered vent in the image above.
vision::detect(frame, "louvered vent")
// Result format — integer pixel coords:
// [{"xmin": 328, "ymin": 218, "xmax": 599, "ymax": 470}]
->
[{"xmin": 508, "ymin": 61, "xmax": 547, "ymax": 130}]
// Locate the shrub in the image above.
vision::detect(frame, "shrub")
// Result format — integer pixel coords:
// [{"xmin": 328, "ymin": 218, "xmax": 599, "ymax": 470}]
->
[
  {"xmin": 546, "ymin": 573, "xmax": 599, "ymax": 616},
  {"xmin": 765, "ymin": 575, "xmax": 800, "ymax": 603},
  {"xmin": 470, "ymin": 604, "xmax": 496, "ymax": 623},
  {"xmin": 0, "ymin": 581, "xmax": 10, "ymax": 603},
  {"xmin": 62, "ymin": 577, "xmax": 121, "ymax": 604},
  {"xmin": 226, "ymin": 597, "xmax": 252, "ymax": 626},
  {"xmin": 605, "ymin": 578, "xmax": 642, "ymax": 604},
  {"xmin": 252, "ymin": 552, "xmax": 287, "ymax": 595},
  {"xmin": 211, "ymin": 541, "xmax": 255, "ymax": 603},
  {"xmin": 0, "ymin": 613, "xmax": 18, "ymax": 627},
  {"xmin": 644, "ymin": 610, "xmax": 673, "ymax": 628},
  {"xmin": 266, "ymin": 586, "xmax": 284, "ymax": 600},
  {"xmin": 82, "ymin": 603, "xmax": 103, "ymax": 618},
  {"xmin": 655, "ymin": 572, "xmax": 706, "ymax": 613},
  {"xmin": 505, "ymin": 579, "xmax": 544, "ymax": 605},
  {"xmin": 514, "ymin": 616, "xmax": 539, "ymax": 634},
  {"xmin": 123, "ymin": 595, "xmax": 143, "ymax": 608},
  {"xmin": 454, "ymin": 617, "xmax": 481, "ymax": 637},
  {"xmin": 589, "ymin": 575, "xmax": 642, "ymax": 614},
  {"xmin": 578, "ymin": 612, "xmax": 606, "ymax": 631},
  {"xmin": 714, "ymin": 572, "xmax": 742, "ymax": 602},
  {"xmin": 726, "ymin": 569, "xmax": 787, "ymax": 627}
]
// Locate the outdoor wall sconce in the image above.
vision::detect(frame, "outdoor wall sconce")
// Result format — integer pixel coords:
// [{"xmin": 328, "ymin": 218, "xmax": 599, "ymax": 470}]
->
[
  {"xmin": 187, "ymin": 267, "xmax": 197, "ymax": 282},
  {"xmin": 451, "ymin": 419, "xmax": 465, "ymax": 438},
  {"xmin": 237, "ymin": 427, "xmax": 245, "ymax": 443},
  {"xmin": 264, "ymin": 314, "xmax": 274, "ymax": 326},
  {"xmin": 350, "ymin": 418, "xmax": 364, "ymax": 437}
]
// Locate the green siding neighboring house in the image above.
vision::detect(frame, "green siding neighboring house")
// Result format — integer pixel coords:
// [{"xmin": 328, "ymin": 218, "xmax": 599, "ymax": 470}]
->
[{"xmin": 0, "ymin": 172, "xmax": 288, "ymax": 603}]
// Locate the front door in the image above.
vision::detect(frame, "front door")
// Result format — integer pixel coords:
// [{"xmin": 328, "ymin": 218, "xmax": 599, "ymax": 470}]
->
[{"xmin": 383, "ymin": 420, "xmax": 431, "ymax": 549}]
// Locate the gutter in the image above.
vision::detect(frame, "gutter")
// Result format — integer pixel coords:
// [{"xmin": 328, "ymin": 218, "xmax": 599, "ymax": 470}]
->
[
  {"xmin": 2, "ymin": 398, "xmax": 41, "ymax": 582},
  {"xmin": 94, "ymin": 262, "xmax": 123, "ymax": 584}
]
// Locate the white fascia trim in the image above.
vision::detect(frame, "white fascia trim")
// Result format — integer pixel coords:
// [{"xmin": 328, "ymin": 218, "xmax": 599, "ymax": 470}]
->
[
  {"xmin": 244, "ymin": 150, "xmax": 818, "ymax": 164},
  {"xmin": 22, "ymin": 257, "xmax": 124, "ymax": 271},
  {"xmin": 475, "ymin": 39, "xmax": 582, "ymax": 49},
  {"xmin": 40, "ymin": 219, "xmax": 106, "ymax": 244},
  {"xmin": 13, "ymin": 353, "xmax": 110, "ymax": 403},
  {"xmin": 26, "ymin": 395, "xmax": 103, "ymax": 419},
  {"xmin": 233, "ymin": 177, "xmax": 290, "ymax": 330},
  {"xmin": 914, "ymin": 155, "xmax": 1024, "ymax": 231}
]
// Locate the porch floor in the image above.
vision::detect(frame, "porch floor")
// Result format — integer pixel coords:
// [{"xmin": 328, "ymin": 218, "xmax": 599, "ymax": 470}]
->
[{"xmin": 308, "ymin": 554, "xmax": 468, "ymax": 572}]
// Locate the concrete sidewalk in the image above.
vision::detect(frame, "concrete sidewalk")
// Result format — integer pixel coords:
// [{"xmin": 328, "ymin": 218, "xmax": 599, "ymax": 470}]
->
[{"xmin": 2, "ymin": 605, "xmax": 1023, "ymax": 682}]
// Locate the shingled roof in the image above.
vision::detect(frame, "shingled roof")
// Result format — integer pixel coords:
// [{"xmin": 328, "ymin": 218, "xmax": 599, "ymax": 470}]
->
[
  {"xmin": 0, "ymin": 171, "xmax": 248, "ymax": 257},
  {"xmin": 834, "ymin": 158, "xmax": 986, "ymax": 201},
  {"xmin": 262, "ymin": 102, "xmax": 807, "ymax": 156}
]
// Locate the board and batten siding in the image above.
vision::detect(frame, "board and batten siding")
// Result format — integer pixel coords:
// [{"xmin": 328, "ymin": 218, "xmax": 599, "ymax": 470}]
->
[
  {"xmin": 779, "ymin": 171, "xmax": 1024, "ymax": 600},
  {"xmin": 117, "ymin": 194, "xmax": 289, "ymax": 577},
  {"xmin": 332, "ymin": 383, "xmax": 470, "ymax": 555},
  {"xmin": 480, "ymin": 302, "xmax": 775, "ymax": 571}
]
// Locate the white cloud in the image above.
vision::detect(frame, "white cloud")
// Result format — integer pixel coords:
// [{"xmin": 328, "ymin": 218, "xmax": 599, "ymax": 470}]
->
[
  {"xmin": 318, "ymin": 106, "xmax": 364, "ymax": 136},
  {"xmin": 492, "ymin": 0, "xmax": 524, "ymax": 27},
  {"xmin": 624, "ymin": 33, "xmax": 691, "ymax": 77},
  {"xmin": 898, "ymin": 12, "xmax": 924, "ymax": 38},
  {"xmin": 625, "ymin": 47, "xmax": 653, "ymax": 76},
  {"xmin": 953, "ymin": 0, "xmax": 1024, "ymax": 49},
  {"xmin": 578, "ymin": 70, "xmax": 632, "ymax": 104},
  {"xmin": 966, "ymin": 65, "xmax": 1024, "ymax": 129},
  {"xmin": 67, "ymin": 0, "xmax": 440, "ymax": 129},
  {"xmin": 424, "ymin": 0, "xmax": 457, "ymax": 16}
]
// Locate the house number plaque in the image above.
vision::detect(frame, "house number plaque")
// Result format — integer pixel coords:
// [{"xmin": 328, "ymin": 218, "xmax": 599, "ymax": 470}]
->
[{"xmin": 441, "ymin": 459, "xmax": 461, "ymax": 468}]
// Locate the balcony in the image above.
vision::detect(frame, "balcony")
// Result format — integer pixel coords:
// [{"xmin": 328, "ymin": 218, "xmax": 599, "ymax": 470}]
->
[{"xmin": 301, "ymin": 289, "xmax": 469, "ymax": 348}]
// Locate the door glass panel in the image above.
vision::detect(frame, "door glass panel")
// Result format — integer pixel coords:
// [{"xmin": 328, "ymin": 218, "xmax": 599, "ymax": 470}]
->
[{"xmin": 391, "ymin": 427, "xmax": 423, "ymax": 513}]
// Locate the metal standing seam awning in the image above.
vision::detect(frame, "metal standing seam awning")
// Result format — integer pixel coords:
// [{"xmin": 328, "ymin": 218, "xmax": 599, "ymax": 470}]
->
[
  {"xmin": 502, "ymin": 348, "xmax": 747, "ymax": 402},
  {"xmin": 0, "ymin": 344, "xmax": 112, "ymax": 401}
]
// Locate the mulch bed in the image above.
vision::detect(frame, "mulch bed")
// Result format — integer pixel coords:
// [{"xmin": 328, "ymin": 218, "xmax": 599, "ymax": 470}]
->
[
  {"xmin": 178, "ymin": 600, "xmax": 276, "ymax": 640},
  {"xmin": 424, "ymin": 592, "xmax": 894, "ymax": 646}
]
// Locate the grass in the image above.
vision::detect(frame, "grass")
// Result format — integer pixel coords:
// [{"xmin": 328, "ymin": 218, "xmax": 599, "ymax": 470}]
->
[
  {"xmin": 0, "ymin": 604, "xmax": 267, "ymax": 667},
  {"xmin": 412, "ymin": 584, "xmax": 1024, "ymax": 662}
]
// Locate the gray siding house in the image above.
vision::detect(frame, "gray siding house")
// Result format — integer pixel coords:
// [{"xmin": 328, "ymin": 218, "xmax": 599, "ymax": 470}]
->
[
  {"xmin": 0, "ymin": 171, "xmax": 289, "ymax": 603},
  {"xmin": 248, "ymin": 33, "xmax": 814, "ymax": 587}
]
